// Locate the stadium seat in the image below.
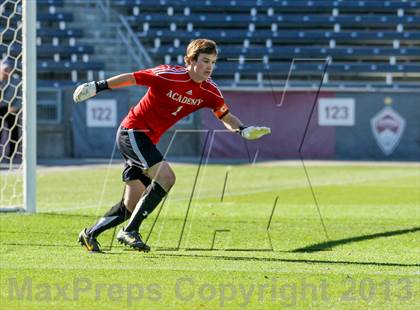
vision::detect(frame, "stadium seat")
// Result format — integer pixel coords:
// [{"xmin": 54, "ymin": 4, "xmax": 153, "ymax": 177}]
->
[
  {"xmin": 37, "ymin": 0, "xmax": 65, "ymax": 4},
  {"xmin": 113, "ymin": 0, "xmax": 419, "ymax": 13},
  {"xmin": 112, "ymin": 0, "xmax": 420, "ymax": 87},
  {"xmin": 37, "ymin": 12, "xmax": 73, "ymax": 22},
  {"xmin": 5, "ymin": 0, "xmax": 418, "ymax": 88},
  {"xmin": 31, "ymin": 2, "xmax": 100, "ymax": 85},
  {"xmin": 138, "ymin": 29, "xmax": 420, "ymax": 45}
]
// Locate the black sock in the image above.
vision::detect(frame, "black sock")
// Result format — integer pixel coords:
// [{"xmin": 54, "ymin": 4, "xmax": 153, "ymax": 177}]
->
[
  {"xmin": 87, "ymin": 200, "xmax": 132, "ymax": 237},
  {"xmin": 125, "ymin": 181, "xmax": 167, "ymax": 232}
]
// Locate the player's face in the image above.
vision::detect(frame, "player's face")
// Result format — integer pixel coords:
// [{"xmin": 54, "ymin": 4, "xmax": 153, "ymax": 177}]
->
[{"xmin": 189, "ymin": 53, "xmax": 217, "ymax": 82}]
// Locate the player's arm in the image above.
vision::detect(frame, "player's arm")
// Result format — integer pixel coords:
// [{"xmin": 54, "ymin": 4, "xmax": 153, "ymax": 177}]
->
[
  {"xmin": 73, "ymin": 73, "xmax": 137, "ymax": 103},
  {"xmin": 215, "ymin": 107, "xmax": 271, "ymax": 140},
  {"xmin": 220, "ymin": 112, "xmax": 243, "ymax": 132}
]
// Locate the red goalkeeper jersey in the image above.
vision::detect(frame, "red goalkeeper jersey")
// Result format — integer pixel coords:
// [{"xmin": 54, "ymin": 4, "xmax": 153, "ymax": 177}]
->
[{"xmin": 121, "ymin": 65, "xmax": 229, "ymax": 144}]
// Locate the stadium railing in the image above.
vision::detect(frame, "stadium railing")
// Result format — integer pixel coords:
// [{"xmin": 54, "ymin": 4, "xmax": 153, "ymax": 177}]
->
[
  {"xmin": 127, "ymin": 14, "xmax": 420, "ymax": 31},
  {"xmin": 137, "ymin": 30, "xmax": 420, "ymax": 47},
  {"xmin": 113, "ymin": 0, "xmax": 419, "ymax": 13},
  {"xmin": 151, "ymin": 46, "xmax": 420, "ymax": 59}
]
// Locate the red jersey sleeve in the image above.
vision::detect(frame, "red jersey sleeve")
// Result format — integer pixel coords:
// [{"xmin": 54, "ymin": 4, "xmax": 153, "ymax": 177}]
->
[
  {"xmin": 202, "ymin": 79, "xmax": 230, "ymax": 119},
  {"xmin": 132, "ymin": 65, "xmax": 171, "ymax": 87}
]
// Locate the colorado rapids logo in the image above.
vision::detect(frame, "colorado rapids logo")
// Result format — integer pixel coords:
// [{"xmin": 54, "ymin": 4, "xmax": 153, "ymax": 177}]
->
[{"xmin": 370, "ymin": 106, "xmax": 405, "ymax": 156}]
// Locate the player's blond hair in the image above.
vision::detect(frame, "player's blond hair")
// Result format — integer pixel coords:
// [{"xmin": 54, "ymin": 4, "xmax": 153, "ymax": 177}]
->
[{"xmin": 184, "ymin": 39, "xmax": 218, "ymax": 66}]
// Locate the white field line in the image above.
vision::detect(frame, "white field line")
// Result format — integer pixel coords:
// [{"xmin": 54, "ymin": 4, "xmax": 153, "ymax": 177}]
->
[
  {"xmin": 3, "ymin": 160, "xmax": 418, "ymax": 176},
  {"xmin": 253, "ymin": 160, "xmax": 420, "ymax": 167},
  {"xmin": 35, "ymin": 160, "xmax": 420, "ymax": 171},
  {"xmin": 43, "ymin": 171, "xmax": 419, "ymax": 213},
  {"xmin": 0, "ymin": 262, "xmax": 418, "ymax": 276}
]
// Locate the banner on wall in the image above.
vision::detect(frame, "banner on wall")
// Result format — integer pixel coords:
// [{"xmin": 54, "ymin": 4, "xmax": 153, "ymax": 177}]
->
[
  {"xmin": 370, "ymin": 106, "xmax": 406, "ymax": 156},
  {"xmin": 72, "ymin": 92, "xmax": 132, "ymax": 158}
]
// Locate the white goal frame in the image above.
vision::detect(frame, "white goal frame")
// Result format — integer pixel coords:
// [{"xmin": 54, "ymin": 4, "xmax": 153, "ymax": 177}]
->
[
  {"xmin": 23, "ymin": 0, "xmax": 36, "ymax": 213},
  {"xmin": 0, "ymin": 0, "xmax": 36, "ymax": 213}
]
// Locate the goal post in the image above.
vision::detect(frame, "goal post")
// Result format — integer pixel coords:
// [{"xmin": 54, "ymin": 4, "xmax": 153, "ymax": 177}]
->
[
  {"xmin": 0, "ymin": 0, "xmax": 36, "ymax": 213},
  {"xmin": 23, "ymin": 0, "xmax": 36, "ymax": 213}
]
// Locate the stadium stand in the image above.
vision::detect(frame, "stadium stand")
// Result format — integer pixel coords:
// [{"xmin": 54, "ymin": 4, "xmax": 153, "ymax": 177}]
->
[
  {"xmin": 1, "ymin": 0, "xmax": 104, "ymax": 87},
  {"xmin": 110, "ymin": 0, "xmax": 420, "ymax": 88},
  {"xmin": 2, "ymin": 0, "xmax": 419, "ymax": 88},
  {"xmin": 36, "ymin": 0, "xmax": 104, "ymax": 84},
  {"xmin": 2, "ymin": 0, "xmax": 419, "ymax": 159}
]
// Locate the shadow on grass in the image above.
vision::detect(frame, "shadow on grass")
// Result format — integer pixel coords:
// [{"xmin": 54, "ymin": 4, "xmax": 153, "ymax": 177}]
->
[
  {"xmin": 144, "ymin": 252, "xmax": 419, "ymax": 268},
  {"xmin": 40, "ymin": 212, "xmax": 97, "ymax": 218},
  {"xmin": 291, "ymin": 226, "xmax": 420, "ymax": 253},
  {"xmin": 1, "ymin": 242, "xmax": 417, "ymax": 267}
]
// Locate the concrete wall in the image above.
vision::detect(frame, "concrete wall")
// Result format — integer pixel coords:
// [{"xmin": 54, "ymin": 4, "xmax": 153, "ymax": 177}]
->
[
  {"xmin": 201, "ymin": 90, "xmax": 420, "ymax": 161},
  {"xmin": 37, "ymin": 88, "xmax": 419, "ymax": 161},
  {"xmin": 335, "ymin": 92, "xmax": 420, "ymax": 160}
]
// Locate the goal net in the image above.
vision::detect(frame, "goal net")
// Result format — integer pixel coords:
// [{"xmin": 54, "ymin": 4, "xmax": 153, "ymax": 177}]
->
[{"xmin": 0, "ymin": 0, "xmax": 36, "ymax": 212}]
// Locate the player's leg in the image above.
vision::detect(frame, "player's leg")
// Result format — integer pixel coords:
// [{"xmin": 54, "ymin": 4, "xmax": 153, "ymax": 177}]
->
[
  {"xmin": 85, "ymin": 180, "xmax": 145, "ymax": 236},
  {"xmin": 123, "ymin": 180, "xmax": 145, "ymax": 212},
  {"xmin": 115, "ymin": 128, "xmax": 173, "ymax": 251},
  {"xmin": 79, "ymin": 164, "xmax": 152, "ymax": 252},
  {"xmin": 78, "ymin": 182, "xmax": 144, "ymax": 252},
  {"xmin": 123, "ymin": 161, "xmax": 174, "ymax": 233},
  {"xmin": 78, "ymin": 183, "xmax": 143, "ymax": 253},
  {"xmin": 79, "ymin": 127, "xmax": 155, "ymax": 252},
  {"xmin": 117, "ymin": 161, "xmax": 175, "ymax": 251}
]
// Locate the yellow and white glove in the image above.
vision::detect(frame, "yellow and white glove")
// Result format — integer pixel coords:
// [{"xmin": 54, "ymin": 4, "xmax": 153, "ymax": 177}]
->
[
  {"xmin": 73, "ymin": 80, "xmax": 109, "ymax": 103},
  {"xmin": 240, "ymin": 126, "xmax": 271, "ymax": 140}
]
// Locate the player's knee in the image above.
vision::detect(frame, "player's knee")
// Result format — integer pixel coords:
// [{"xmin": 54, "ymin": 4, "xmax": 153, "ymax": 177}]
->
[
  {"xmin": 124, "ymin": 180, "xmax": 147, "ymax": 211},
  {"xmin": 124, "ymin": 199, "xmax": 138, "ymax": 212},
  {"xmin": 149, "ymin": 161, "xmax": 176, "ymax": 191},
  {"xmin": 168, "ymin": 170, "xmax": 176, "ymax": 187},
  {"xmin": 161, "ymin": 169, "xmax": 176, "ymax": 190}
]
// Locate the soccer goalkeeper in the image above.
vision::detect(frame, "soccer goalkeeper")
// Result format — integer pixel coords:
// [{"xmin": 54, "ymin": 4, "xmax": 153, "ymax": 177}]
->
[{"xmin": 74, "ymin": 39, "xmax": 270, "ymax": 252}]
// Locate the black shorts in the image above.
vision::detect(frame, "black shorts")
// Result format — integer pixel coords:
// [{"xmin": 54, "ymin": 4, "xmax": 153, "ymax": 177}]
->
[{"xmin": 116, "ymin": 127, "xmax": 164, "ymax": 186}]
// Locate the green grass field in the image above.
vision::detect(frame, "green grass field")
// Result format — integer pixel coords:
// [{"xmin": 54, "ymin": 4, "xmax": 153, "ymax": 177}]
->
[{"xmin": 1, "ymin": 162, "xmax": 419, "ymax": 309}]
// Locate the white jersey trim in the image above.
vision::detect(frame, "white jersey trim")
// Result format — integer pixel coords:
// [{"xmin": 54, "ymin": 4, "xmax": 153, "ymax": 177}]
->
[
  {"xmin": 127, "ymin": 129, "xmax": 149, "ymax": 169},
  {"xmin": 152, "ymin": 67, "xmax": 191, "ymax": 83},
  {"xmin": 200, "ymin": 80, "xmax": 224, "ymax": 99}
]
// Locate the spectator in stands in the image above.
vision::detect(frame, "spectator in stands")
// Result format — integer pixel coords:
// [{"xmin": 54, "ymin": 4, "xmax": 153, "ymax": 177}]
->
[
  {"xmin": 0, "ymin": 59, "xmax": 22, "ymax": 163},
  {"xmin": 74, "ymin": 39, "xmax": 270, "ymax": 253}
]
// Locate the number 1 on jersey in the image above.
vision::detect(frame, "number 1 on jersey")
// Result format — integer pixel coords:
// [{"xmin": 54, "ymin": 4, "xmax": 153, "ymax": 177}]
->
[{"xmin": 172, "ymin": 105, "xmax": 183, "ymax": 116}]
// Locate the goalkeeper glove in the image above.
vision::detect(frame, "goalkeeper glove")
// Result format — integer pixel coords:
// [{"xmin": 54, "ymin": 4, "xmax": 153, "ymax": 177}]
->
[
  {"xmin": 73, "ymin": 80, "xmax": 109, "ymax": 103},
  {"xmin": 239, "ymin": 126, "xmax": 271, "ymax": 140}
]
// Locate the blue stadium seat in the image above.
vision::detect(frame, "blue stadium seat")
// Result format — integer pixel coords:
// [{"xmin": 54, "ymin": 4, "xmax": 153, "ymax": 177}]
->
[
  {"xmin": 138, "ymin": 29, "xmax": 420, "ymax": 44},
  {"xmin": 216, "ymin": 62, "xmax": 420, "ymax": 75},
  {"xmin": 2, "ymin": 44, "xmax": 95, "ymax": 62},
  {"xmin": 0, "ymin": 1, "xmax": 106, "ymax": 86},
  {"xmin": 35, "ymin": 2, "xmax": 99, "ymax": 85},
  {"xmin": 0, "ymin": 28, "xmax": 83, "ymax": 42},
  {"xmin": 114, "ymin": 0, "xmax": 420, "ymax": 87},
  {"xmin": 37, "ymin": 28, "xmax": 84, "ymax": 38},
  {"xmin": 114, "ymin": 0, "xmax": 419, "ymax": 13},
  {"xmin": 37, "ymin": 45, "xmax": 94, "ymax": 56},
  {"xmin": 4, "ymin": 0, "xmax": 417, "ymax": 87},
  {"xmin": 37, "ymin": 0, "xmax": 65, "ymax": 5},
  {"xmin": 37, "ymin": 61, "xmax": 104, "ymax": 71},
  {"xmin": 128, "ymin": 13, "xmax": 420, "ymax": 28},
  {"xmin": 37, "ymin": 80, "xmax": 77, "ymax": 88},
  {"xmin": 37, "ymin": 12, "xmax": 73, "ymax": 22},
  {"xmin": 150, "ymin": 46, "xmax": 420, "ymax": 60}
]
